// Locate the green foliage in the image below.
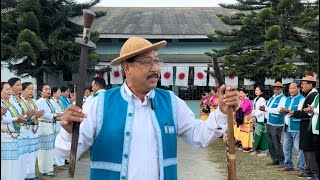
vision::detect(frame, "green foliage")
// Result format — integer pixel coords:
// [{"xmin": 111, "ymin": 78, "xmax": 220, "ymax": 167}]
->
[
  {"xmin": 1, "ymin": 0, "xmax": 105, "ymax": 85},
  {"xmin": 206, "ymin": 0, "xmax": 319, "ymax": 84}
]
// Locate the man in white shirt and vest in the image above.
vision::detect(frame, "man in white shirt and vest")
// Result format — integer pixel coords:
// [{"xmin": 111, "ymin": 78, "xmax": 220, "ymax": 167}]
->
[
  {"xmin": 259, "ymin": 81, "xmax": 287, "ymax": 166},
  {"xmin": 278, "ymin": 82, "xmax": 305, "ymax": 172},
  {"xmin": 55, "ymin": 37, "xmax": 240, "ymax": 180}
]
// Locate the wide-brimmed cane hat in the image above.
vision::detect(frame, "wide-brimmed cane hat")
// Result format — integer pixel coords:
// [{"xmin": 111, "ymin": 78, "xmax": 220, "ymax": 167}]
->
[
  {"xmin": 110, "ymin": 37, "xmax": 167, "ymax": 66},
  {"xmin": 297, "ymin": 75, "xmax": 318, "ymax": 82},
  {"xmin": 272, "ymin": 81, "xmax": 284, "ymax": 88}
]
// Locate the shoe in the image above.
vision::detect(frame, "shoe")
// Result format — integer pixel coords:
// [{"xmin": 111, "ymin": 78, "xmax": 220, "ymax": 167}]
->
[
  {"xmin": 243, "ymin": 149, "xmax": 253, "ymax": 153},
  {"xmin": 279, "ymin": 167, "xmax": 294, "ymax": 172},
  {"xmin": 308, "ymin": 174, "xmax": 319, "ymax": 180},
  {"xmin": 237, "ymin": 147, "xmax": 243, "ymax": 151},
  {"xmin": 42, "ymin": 171, "xmax": 55, "ymax": 176},
  {"xmin": 297, "ymin": 172, "xmax": 313, "ymax": 178},
  {"xmin": 250, "ymin": 151, "xmax": 259, "ymax": 156},
  {"xmin": 257, "ymin": 152, "xmax": 267, "ymax": 157},
  {"xmin": 266, "ymin": 161, "xmax": 279, "ymax": 166}
]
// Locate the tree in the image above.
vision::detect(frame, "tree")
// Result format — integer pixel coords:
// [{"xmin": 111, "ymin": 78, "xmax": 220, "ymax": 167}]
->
[
  {"xmin": 1, "ymin": 0, "xmax": 106, "ymax": 86},
  {"xmin": 206, "ymin": 0, "xmax": 319, "ymax": 85}
]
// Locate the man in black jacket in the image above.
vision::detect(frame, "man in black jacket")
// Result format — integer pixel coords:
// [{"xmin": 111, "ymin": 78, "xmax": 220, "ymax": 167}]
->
[{"xmin": 288, "ymin": 76, "xmax": 318, "ymax": 178}]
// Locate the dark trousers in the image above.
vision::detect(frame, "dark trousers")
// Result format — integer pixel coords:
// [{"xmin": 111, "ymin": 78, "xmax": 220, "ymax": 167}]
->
[
  {"xmin": 313, "ymin": 134, "xmax": 320, "ymax": 177},
  {"xmin": 267, "ymin": 124, "xmax": 284, "ymax": 163},
  {"xmin": 304, "ymin": 151, "xmax": 318, "ymax": 175}
]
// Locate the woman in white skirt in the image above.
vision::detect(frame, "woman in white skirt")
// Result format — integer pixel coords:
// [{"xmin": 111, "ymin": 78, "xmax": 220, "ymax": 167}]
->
[
  {"xmin": 1, "ymin": 82, "xmax": 26, "ymax": 180},
  {"xmin": 8, "ymin": 77, "xmax": 35, "ymax": 179},
  {"xmin": 22, "ymin": 82, "xmax": 45, "ymax": 179},
  {"xmin": 50, "ymin": 87, "xmax": 66, "ymax": 168},
  {"xmin": 36, "ymin": 84, "xmax": 59, "ymax": 176}
]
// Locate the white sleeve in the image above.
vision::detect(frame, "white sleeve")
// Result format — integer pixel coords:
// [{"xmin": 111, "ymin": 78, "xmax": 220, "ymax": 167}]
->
[
  {"xmin": 254, "ymin": 98, "xmax": 266, "ymax": 118},
  {"xmin": 36, "ymin": 99, "xmax": 54, "ymax": 120},
  {"xmin": 55, "ymin": 96, "xmax": 98, "ymax": 160},
  {"xmin": 1, "ymin": 110, "xmax": 18, "ymax": 124},
  {"xmin": 176, "ymin": 96, "xmax": 227, "ymax": 148}
]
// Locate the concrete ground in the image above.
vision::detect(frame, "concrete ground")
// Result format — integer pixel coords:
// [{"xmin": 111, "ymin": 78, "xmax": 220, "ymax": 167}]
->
[{"xmin": 47, "ymin": 139, "xmax": 223, "ymax": 180}]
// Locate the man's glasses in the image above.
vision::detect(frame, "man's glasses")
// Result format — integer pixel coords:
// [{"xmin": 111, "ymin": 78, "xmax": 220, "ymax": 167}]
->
[{"xmin": 133, "ymin": 60, "xmax": 162, "ymax": 68}]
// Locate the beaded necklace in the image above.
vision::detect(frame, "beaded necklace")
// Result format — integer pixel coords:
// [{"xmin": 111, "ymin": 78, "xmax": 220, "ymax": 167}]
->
[
  {"xmin": 25, "ymin": 98, "xmax": 39, "ymax": 134},
  {"xmin": 52, "ymin": 97, "xmax": 64, "ymax": 111},
  {"xmin": 12, "ymin": 94, "xmax": 25, "ymax": 115}
]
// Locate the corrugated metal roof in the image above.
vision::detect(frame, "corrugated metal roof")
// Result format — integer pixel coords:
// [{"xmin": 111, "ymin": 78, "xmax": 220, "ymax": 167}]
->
[{"xmin": 72, "ymin": 7, "xmax": 240, "ymax": 38}]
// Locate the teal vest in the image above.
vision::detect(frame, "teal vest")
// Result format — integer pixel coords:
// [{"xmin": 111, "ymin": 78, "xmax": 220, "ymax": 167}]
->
[
  {"xmin": 90, "ymin": 85, "xmax": 178, "ymax": 180},
  {"xmin": 267, "ymin": 94, "xmax": 286, "ymax": 126},
  {"xmin": 285, "ymin": 94, "xmax": 304, "ymax": 132}
]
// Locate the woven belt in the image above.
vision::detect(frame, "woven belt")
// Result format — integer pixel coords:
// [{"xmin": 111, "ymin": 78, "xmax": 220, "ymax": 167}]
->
[
  {"xmin": 39, "ymin": 119, "xmax": 53, "ymax": 123},
  {"xmin": 1, "ymin": 129, "xmax": 20, "ymax": 133}
]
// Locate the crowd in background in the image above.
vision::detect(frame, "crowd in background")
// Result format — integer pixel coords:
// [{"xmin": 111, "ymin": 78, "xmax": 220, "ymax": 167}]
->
[{"xmin": 1, "ymin": 77, "xmax": 107, "ymax": 180}]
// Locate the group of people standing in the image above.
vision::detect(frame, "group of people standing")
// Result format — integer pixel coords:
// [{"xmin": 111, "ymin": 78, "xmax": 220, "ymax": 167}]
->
[
  {"xmin": 200, "ymin": 89, "xmax": 219, "ymax": 120},
  {"xmin": 1, "ymin": 77, "xmax": 107, "ymax": 180},
  {"xmin": 233, "ymin": 76, "xmax": 319, "ymax": 180}
]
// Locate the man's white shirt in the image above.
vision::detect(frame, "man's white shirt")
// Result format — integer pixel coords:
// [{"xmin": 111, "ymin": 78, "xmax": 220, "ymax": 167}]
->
[{"xmin": 55, "ymin": 83, "xmax": 228, "ymax": 180}]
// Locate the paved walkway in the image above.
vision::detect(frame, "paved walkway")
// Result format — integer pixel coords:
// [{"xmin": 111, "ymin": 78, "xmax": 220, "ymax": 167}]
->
[{"xmin": 47, "ymin": 139, "xmax": 223, "ymax": 180}]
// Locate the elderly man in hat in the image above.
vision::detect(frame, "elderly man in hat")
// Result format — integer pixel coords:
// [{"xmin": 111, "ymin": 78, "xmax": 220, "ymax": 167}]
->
[
  {"xmin": 55, "ymin": 37, "xmax": 240, "ymax": 180},
  {"xmin": 259, "ymin": 81, "xmax": 287, "ymax": 166},
  {"xmin": 288, "ymin": 76, "xmax": 318, "ymax": 179}
]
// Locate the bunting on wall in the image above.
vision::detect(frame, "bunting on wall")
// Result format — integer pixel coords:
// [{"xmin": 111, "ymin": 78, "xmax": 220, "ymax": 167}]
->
[
  {"xmin": 194, "ymin": 67, "xmax": 207, "ymax": 86},
  {"xmin": 175, "ymin": 67, "xmax": 189, "ymax": 86},
  {"xmin": 161, "ymin": 66, "xmax": 173, "ymax": 86},
  {"xmin": 244, "ymin": 78, "xmax": 255, "ymax": 86},
  {"xmin": 264, "ymin": 78, "xmax": 275, "ymax": 85},
  {"xmin": 110, "ymin": 66, "xmax": 123, "ymax": 85},
  {"xmin": 208, "ymin": 68, "xmax": 217, "ymax": 87},
  {"xmin": 281, "ymin": 78, "xmax": 293, "ymax": 84},
  {"xmin": 225, "ymin": 76, "xmax": 238, "ymax": 86}
]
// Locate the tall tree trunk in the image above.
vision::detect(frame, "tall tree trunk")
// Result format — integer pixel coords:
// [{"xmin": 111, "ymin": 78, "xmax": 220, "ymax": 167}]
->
[{"xmin": 36, "ymin": 70, "xmax": 43, "ymax": 98}]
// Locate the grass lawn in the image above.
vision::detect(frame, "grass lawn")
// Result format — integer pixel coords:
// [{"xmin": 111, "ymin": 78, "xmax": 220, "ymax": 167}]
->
[{"xmin": 207, "ymin": 139, "xmax": 303, "ymax": 180}]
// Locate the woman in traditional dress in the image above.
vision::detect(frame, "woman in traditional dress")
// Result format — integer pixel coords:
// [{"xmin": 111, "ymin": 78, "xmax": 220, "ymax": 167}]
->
[
  {"xmin": 200, "ymin": 92, "xmax": 210, "ymax": 120},
  {"xmin": 8, "ymin": 77, "xmax": 35, "ymax": 179},
  {"xmin": 251, "ymin": 86, "xmax": 268, "ymax": 157},
  {"xmin": 208, "ymin": 89, "xmax": 219, "ymax": 112},
  {"xmin": 238, "ymin": 88, "xmax": 254, "ymax": 152},
  {"xmin": 1, "ymin": 82, "xmax": 26, "ymax": 180},
  {"xmin": 50, "ymin": 87, "xmax": 66, "ymax": 168},
  {"xmin": 22, "ymin": 82, "xmax": 45, "ymax": 179},
  {"xmin": 36, "ymin": 84, "xmax": 59, "ymax": 176}
]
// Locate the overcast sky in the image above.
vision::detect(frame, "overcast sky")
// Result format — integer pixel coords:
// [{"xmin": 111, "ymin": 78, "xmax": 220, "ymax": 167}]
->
[{"xmin": 75, "ymin": 0, "xmax": 238, "ymax": 7}]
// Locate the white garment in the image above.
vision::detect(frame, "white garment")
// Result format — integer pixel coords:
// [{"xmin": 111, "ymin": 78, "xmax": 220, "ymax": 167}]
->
[
  {"xmin": 36, "ymin": 98, "xmax": 56, "ymax": 174},
  {"xmin": 251, "ymin": 96, "xmax": 266, "ymax": 123},
  {"xmin": 50, "ymin": 98, "xmax": 65, "ymax": 167},
  {"xmin": 283, "ymin": 95, "xmax": 304, "ymax": 125},
  {"xmin": 55, "ymin": 83, "xmax": 228, "ymax": 180},
  {"xmin": 310, "ymin": 94, "xmax": 319, "ymax": 135},
  {"xmin": 1, "ymin": 101, "xmax": 25, "ymax": 180},
  {"xmin": 265, "ymin": 93, "xmax": 287, "ymax": 122},
  {"xmin": 8, "ymin": 96, "xmax": 29, "ymax": 179},
  {"xmin": 25, "ymin": 98, "xmax": 40, "ymax": 179}
]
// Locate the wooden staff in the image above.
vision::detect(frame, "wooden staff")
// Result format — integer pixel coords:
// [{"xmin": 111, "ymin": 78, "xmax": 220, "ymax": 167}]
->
[
  {"xmin": 211, "ymin": 55, "xmax": 236, "ymax": 180},
  {"xmin": 69, "ymin": 9, "xmax": 96, "ymax": 178}
]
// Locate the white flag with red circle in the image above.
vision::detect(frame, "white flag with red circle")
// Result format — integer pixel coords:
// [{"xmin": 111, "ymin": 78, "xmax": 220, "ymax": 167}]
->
[
  {"xmin": 175, "ymin": 67, "xmax": 189, "ymax": 86},
  {"xmin": 194, "ymin": 67, "xmax": 207, "ymax": 86},
  {"xmin": 225, "ymin": 76, "xmax": 238, "ymax": 86},
  {"xmin": 281, "ymin": 78, "xmax": 293, "ymax": 84},
  {"xmin": 244, "ymin": 78, "xmax": 254, "ymax": 86},
  {"xmin": 161, "ymin": 66, "xmax": 173, "ymax": 86},
  {"xmin": 110, "ymin": 66, "xmax": 123, "ymax": 85},
  {"xmin": 264, "ymin": 78, "xmax": 275, "ymax": 85}
]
